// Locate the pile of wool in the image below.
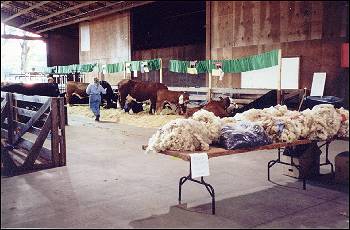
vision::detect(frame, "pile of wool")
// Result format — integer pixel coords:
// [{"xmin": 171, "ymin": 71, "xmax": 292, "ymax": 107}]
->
[
  {"xmin": 221, "ymin": 117, "xmax": 237, "ymax": 126},
  {"xmin": 336, "ymin": 107, "xmax": 349, "ymax": 138},
  {"xmin": 233, "ymin": 105, "xmax": 311, "ymax": 143},
  {"xmin": 146, "ymin": 118, "xmax": 211, "ymax": 153},
  {"xmin": 146, "ymin": 109, "xmax": 223, "ymax": 153},
  {"xmin": 263, "ymin": 104, "xmax": 289, "ymax": 117},
  {"xmin": 302, "ymin": 104, "xmax": 342, "ymax": 141},
  {"xmin": 191, "ymin": 109, "xmax": 223, "ymax": 143},
  {"xmin": 146, "ymin": 104, "xmax": 349, "ymax": 153}
]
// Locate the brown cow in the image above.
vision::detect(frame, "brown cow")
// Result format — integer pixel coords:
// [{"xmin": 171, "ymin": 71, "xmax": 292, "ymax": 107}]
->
[
  {"xmin": 156, "ymin": 89, "xmax": 189, "ymax": 115},
  {"xmin": 66, "ymin": 81, "xmax": 117, "ymax": 108},
  {"xmin": 66, "ymin": 81, "xmax": 89, "ymax": 105},
  {"xmin": 185, "ymin": 97, "xmax": 231, "ymax": 118},
  {"xmin": 117, "ymin": 79, "xmax": 168, "ymax": 114}
]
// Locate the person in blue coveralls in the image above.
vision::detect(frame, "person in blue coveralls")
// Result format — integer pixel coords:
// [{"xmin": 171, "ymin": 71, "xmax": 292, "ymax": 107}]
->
[{"xmin": 86, "ymin": 77, "xmax": 107, "ymax": 121}]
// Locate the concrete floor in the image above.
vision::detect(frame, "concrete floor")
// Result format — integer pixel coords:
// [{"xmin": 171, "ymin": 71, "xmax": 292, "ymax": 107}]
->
[{"xmin": 1, "ymin": 114, "xmax": 349, "ymax": 228}]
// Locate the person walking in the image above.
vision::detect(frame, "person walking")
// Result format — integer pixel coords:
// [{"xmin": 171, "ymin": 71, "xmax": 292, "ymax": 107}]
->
[{"xmin": 86, "ymin": 77, "xmax": 107, "ymax": 121}]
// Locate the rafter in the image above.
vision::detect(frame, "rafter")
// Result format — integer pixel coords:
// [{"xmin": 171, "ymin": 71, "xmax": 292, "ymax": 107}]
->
[
  {"xmin": 36, "ymin": 1, "xmax": 154, "ymax": 34},
  {"xmin": 19, "ymin": 1, "xmax": 99, "ymax": 29},
  {"xmin": 32, "ymin": 1, "xmax": 124, "ymax": 30},
  {"xmin": 2, "ymin": 1, "xmax": 50, "ymax": 23},
  {"xmin": 1, "ymin": 34, "xmax": 44, "ymax": 40},
  {"xmin": 1, "ymin": 1, "xmax": 11, "ymax": 9}
]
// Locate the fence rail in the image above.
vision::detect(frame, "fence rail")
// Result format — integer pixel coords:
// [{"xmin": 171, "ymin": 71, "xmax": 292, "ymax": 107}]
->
[{"xmin": 1, "ymin": 92, "xmax": 66, "ymax": 175}]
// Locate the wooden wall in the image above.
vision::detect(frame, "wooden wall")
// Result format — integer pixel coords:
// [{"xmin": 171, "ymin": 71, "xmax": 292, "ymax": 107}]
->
[
  {"xmin": 132, "ymin": 43, "xmax": 206, "ymax": 87},
  {"xmin": 47, "ymin": 32, "xmax": 79, "ymax": 67},
  {"xmin": 79, "ymin": 12, "xmax": 131, "ymax": 85},
  {"xmin": 208, "ymin": 1, "xmax": 349, "ymax": 102}
]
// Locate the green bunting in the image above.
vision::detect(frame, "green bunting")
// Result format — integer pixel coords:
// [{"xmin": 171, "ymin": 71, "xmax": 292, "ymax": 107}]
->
[
  {"xmin": 46, "ymin": 58, "xmax": 162, "ymax": 74},
  {"xmin": 168, "ymin": 49, "xmax": 279, "ymax": 74}
]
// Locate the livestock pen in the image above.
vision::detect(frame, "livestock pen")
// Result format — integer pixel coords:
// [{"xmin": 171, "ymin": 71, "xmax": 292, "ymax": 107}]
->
[{"xmin": 1, "ymin": 92, "xmax": 66, "ymax": 175}]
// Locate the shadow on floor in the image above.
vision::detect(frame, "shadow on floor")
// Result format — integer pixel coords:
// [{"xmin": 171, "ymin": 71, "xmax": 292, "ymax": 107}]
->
[
  {"xmin": 129, "ymin": 180, "xmax": 349, "ymax": 229},
  {"xmin": 271, "ymin": 172, "xmax": 349, "ymax": 193}
]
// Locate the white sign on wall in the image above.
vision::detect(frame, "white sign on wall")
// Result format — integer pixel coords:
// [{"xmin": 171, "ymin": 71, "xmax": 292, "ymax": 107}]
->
[
  {"xmin": 80, "ymin": 24, "xmax": 90, "ymax": 51},
  {"xmin": 241, "ymin": 57, "xmax": 300, "ymax": 89}
]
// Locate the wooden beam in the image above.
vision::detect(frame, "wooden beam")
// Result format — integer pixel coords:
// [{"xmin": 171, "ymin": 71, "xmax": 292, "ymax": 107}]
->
[
  {"xmin": 32, "ymin": 1, "xmax": 124, "ymax": 30},
  {"xmin": 59, "ymin": 98, "xmax": 66, "ymax": 166},
  {"xmin": 14, "ymin": 98, "xmax": 52, "ymax": 144},
  {"xmin": 50, "ymin": 98, "xmax": 60, "ymax": 167},
  {"xmin": 36, "ymin": 1, "xmax": 155, "ymax": 34},
  {"xmin": 159, "ymin": 59, "xmax": 163, "ymax": 83},
  {"xmin": 6, "ymin": 93, "xmax": 14, "ymax": 145},
  {"xmin": 1, "ymin": 34, "xmax": 44, "ymax": 40},
  {"xmin": 19, "ymin": 1, "xmax": 99, "ymax": 29},
  {"xmin": 2, "ymin": 1, "xmax": 50, "ymax": 23},
  {"xmin": 22, "ymin": 113, "xmax": 52, "ymax": 169},
  {"xmin": 205, "ymin": 1, "xmax": 211, "ymax": 88},
  {"xmin": 277, "ymin": 49, "xmax": 282, "ymax": 105},
  {"xmin": 1, "ymin": 1, "xmax": 11, "ymax": 9}
]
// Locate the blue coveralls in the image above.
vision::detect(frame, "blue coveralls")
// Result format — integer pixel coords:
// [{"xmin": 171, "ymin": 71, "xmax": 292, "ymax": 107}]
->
[{"xmin": 86, "ymin": 83, "xmax": 106, "ymax": 117}]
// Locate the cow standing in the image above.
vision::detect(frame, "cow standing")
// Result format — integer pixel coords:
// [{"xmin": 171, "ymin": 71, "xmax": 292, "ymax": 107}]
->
[
  {"xmin": 117, "ymin": 79, "xmax": 168, "ymax": 114},
  {"xmin": 65, "ymin": 81, "xmax": 117, "ymax": 108},
  {"xmin": 156, "ymin": 89, "xmax": 189, "ymax": 115}
]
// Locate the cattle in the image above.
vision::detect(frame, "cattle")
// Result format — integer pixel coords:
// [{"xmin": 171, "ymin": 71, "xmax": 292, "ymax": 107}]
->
[
  {"xmin": 1, "ymin": 82, "xmax": 61, "ymax": 97},
  {"xmin": 156, "ymin": 89, "xmax": 189, "ymax": 115},
  {"xmin": 117, "ymin": 79, "xmax": 168, "ymax": 114},
  {"xmin": 65, "ymin": 80, "xmax": 117, "ymax": 108},
  {"xmin": 1, "ymin": 82, "xmax": 65, "ymax": 128},
  {"xmin": 185, "ymin": 96, "xmax": 232, "ymax": 118},
  {"xmin": 124, "ymin": 95, "xmax": 144, "ymax": 114},
  {"xmin": 234, "ymin": 90, "xmax": 277, "ymax": 114}
]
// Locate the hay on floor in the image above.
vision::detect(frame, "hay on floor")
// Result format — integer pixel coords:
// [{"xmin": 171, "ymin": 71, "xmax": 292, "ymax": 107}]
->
[{"xmin": 67, "ymin": 105, "xmax": 182, "ymax": 128}]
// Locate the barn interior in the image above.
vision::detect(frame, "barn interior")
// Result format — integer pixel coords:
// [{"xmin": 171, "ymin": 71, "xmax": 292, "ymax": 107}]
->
[{"xmin": 1, "ymin": 1, "xmax": 349, "ymax": 229}]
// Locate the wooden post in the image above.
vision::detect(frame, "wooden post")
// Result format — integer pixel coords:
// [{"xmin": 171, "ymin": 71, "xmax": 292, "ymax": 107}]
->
[
  {"xmin": 208, "ymin": 71, "xmax": 212, "ymax": 101},
  {"xmin": 59, "ymin": 98, "xmax": 66, "ymax": 166},
  {"xmin": 7, "ymin": 93, "xmax": 14, "ymax": 145},
  {"xmin": 51, "ymin": 98, "xmax": 60, "ymax": 167},
  {"xmin": 159, "ymin": 58, "xmax": 163, "ymax": 83},
  {"xmin": 206, "ymin": 1, "xmax": 212, "ymax": 88},
  {"xmin": 277, "ymin": 49, "xmax": 282, "ymax": 105},
  {"xmin": 123, "ymin": 61, "xmax": 126, "ymax": 79}
]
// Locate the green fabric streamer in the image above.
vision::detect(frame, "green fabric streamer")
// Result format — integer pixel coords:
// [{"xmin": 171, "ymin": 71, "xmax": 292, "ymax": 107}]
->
[
  {"xmin": 168, "ymin": 50, "xmax": 279, "ymax": 74},
  {"xmin": 196, "ymin": 60, "xmax": 212, "ymax": 74},
  {"xmin": 42, "ymin": 66, "xmax": 57, "ymax": 73},
  {"xmin": 130, "ymin": 61, "xmax": 141, "ymax": 71},
  {"xmin": 169, "ymin": 60, "xmax": 189, "ymax": 73},
  {"xmin": 129, "ymin": 59, "xmax": 161, "ymax": 71},
  {"xmin": 220, "ymin": 50, "xmax": 279, "ymax": 73},
  {"xmin": 78, "ymin": 64, "xmax": 96, "ymax": 73},
  {"xmin": 106, "ymin": 62, "xmax": 125, "ymax": 73},
  {"xmin": 147, "ymin": 59, "xmax": 161, "ymax": 71}
]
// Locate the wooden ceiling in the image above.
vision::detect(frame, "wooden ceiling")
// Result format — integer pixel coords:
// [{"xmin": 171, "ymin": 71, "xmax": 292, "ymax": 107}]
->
[{"xmin": 1, "ymin": 1, "xmax": 154, "ymax": 35}]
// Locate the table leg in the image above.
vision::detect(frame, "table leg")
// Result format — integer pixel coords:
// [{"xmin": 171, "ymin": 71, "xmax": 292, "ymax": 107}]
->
[{"xmin": 178, "ymin": 162, "xmax": 216, "ymax": 214}]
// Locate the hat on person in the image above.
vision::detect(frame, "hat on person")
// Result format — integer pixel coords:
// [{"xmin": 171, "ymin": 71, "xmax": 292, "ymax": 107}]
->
[{"xmin": 48, "ymin": 77, "xmax": 54, "ymax": 83}]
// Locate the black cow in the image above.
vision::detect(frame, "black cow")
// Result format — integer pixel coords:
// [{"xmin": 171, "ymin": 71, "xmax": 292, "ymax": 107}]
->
[
  {"xmin": 1, "ymin": 82, "xmax": 65, "ymax": 127},
  {"xmin": 1, "ymin": 82, "xmax": 61, "ymax": 97},
  {"xmin": 124, "ymin": 100, "xmax": 143, "ymax": 114},
  {"xmin": 66, "ymin": 81, "xmax": 118, "ymax": 108}
]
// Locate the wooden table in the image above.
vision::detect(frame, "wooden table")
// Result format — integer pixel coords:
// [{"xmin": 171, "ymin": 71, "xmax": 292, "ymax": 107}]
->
[{"xmin": 144, "ymin": 138, "xmax": 347, "ymax": 215}]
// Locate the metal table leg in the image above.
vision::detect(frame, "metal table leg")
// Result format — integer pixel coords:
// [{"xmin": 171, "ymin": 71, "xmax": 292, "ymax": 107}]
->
[
  {"xmin": 318, "ymin": 141, "xmax": 335, "ymax": 178},
  {"xmin": 267, "ymin": 147, "xmax": 306, "ymax": 190},
  {"xmin": 178, "ymin": 162, "xmax": 216, "ymax": 214}
]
